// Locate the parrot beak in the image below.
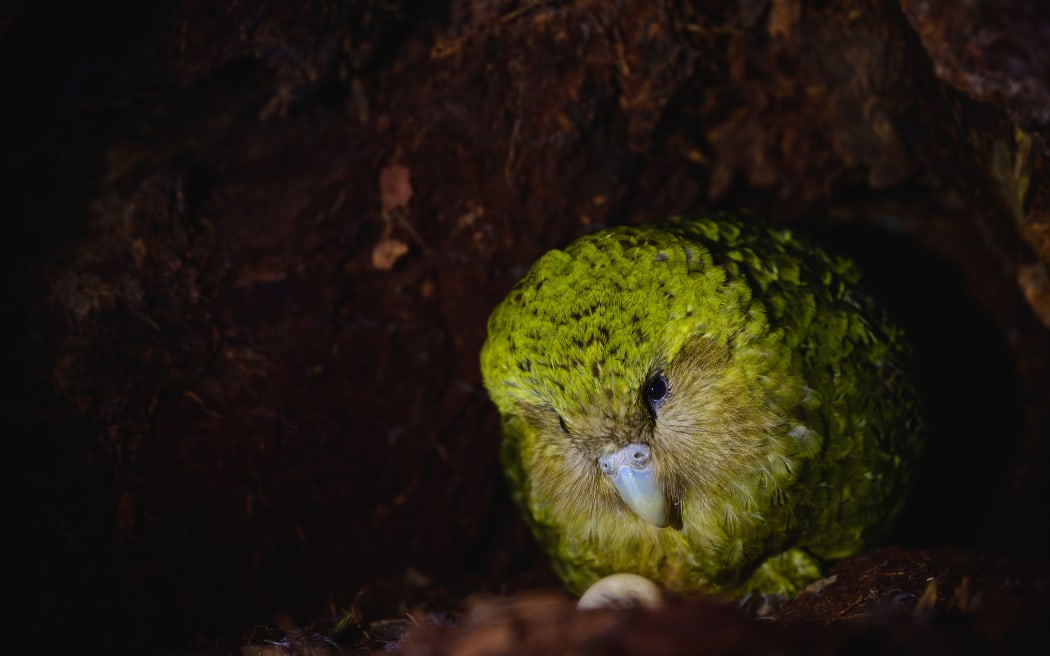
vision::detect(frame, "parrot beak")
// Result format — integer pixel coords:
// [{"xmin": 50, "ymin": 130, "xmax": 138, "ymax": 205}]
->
[{"xmin": 598, "ymin": 443, "xmax": 669, "ymax": 528}]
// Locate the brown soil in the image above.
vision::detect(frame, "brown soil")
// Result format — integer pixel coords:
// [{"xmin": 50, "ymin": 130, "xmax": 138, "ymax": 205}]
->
[{"xmin": 6, "ymin": 1, "xmax": 1048, "ymax": 654}]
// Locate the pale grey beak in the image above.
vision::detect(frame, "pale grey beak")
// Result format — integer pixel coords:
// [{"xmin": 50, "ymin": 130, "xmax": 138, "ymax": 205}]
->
[{"xmin": 598, "ymin": 443, "xmax": 668, "ymax": 527}]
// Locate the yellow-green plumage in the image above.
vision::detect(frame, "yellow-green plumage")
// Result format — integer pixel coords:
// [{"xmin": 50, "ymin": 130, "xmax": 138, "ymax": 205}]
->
[{"xmin": 480, "ymin": 215, "xmax": 923, "ymax": 598}]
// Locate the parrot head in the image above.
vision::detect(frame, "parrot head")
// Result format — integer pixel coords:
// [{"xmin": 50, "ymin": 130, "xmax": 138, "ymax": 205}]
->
[{"xmin": 481, "ymin": 225, "xmax": 784, "ymax": 536}]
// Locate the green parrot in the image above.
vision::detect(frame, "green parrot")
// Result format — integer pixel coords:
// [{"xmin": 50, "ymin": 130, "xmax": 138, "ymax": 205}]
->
[{"xmin": 480, "ymin": 214, "xmax": 923, "ymax": 600}]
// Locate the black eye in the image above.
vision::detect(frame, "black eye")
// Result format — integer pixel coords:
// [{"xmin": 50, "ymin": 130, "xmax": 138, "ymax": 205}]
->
[
  {"xmin": 558, "ymin": 415, "xmax": 571, "ymax": 435},
  {"xmin": 644, "ymin": 374, "xmax": 669, "ymax": 406}
]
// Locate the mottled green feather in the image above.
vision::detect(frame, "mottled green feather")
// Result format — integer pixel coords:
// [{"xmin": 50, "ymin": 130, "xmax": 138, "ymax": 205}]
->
[{"xmin": 480, "ymin": 214, "xmax": 923, "ymax": 598}]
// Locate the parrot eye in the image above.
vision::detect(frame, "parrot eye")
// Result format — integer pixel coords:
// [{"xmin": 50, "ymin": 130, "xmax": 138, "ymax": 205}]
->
[{"xmin": 644, "ymin": 374, "xmax": 669, "ymax": 407}]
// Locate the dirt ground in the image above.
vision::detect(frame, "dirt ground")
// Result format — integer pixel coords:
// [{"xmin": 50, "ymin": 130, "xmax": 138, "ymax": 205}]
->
[{"xmin": 5, "ymin": 1, "xmax": 1049, "ymax": 654}]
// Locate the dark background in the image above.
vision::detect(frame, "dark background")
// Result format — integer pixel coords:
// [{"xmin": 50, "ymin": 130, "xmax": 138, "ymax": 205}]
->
[{"xmin": 5, "ymin": 1, "xmax": 1048, "ymax": 653}]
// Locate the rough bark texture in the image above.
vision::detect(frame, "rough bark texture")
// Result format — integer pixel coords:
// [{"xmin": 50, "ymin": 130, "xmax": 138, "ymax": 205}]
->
[{"xmin": 6, "ymin": 1, "xmax": 1048, "ymax": 654}]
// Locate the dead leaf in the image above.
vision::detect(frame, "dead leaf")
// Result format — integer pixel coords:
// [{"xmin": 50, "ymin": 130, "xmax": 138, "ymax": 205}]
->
[
  {"xmin": 380, "ymin": 165, "xmax": 413, "ymax": 212},
  {"xmin": 372, "ymin": 238, "xmax": 410, "ymax": 270}
]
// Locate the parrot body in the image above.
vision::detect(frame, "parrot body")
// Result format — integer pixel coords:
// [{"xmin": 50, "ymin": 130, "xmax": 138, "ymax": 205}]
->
[{"xmin": 480, "ymin": 215, "xmax": 923, "ymax": 598}]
